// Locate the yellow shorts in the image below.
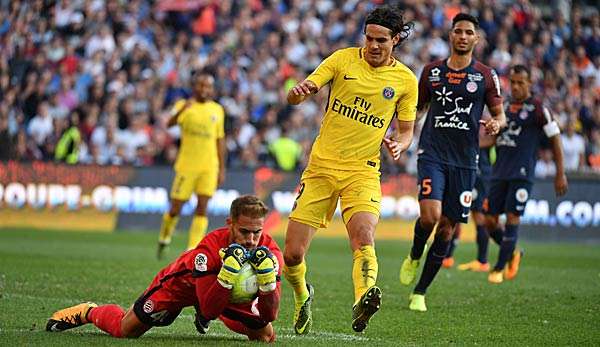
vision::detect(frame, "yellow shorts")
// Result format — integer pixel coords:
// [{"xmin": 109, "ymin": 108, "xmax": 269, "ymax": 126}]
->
[
  {"xmin": 170, "ymin": 170, "xmax": 218, "ymax": 201},
  {"xmin": 289, "ymin": 166, "xmax": 381, "ymax": 229}
]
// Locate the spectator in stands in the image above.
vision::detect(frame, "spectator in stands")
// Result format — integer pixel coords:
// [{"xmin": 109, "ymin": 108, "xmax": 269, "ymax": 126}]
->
[
  {"xmin": 55, "ymin": 111, "xmax": 81, "ymax": 164},
  {"xmin": 587, "ymin": 129, "xmax": 600, "ymax": 170},
  {"xmin": 561, "ymin": 121, "xmax": 586, "ymax": 171},
  {"xmin": 27, "ymin": 101, "xmax": 53, "ymax": 151},
  {"xmin": 535, "ymin": 149, "xmax": 557, "ymax": 178},
  {"xmin": 268, "ymin": 126, "xmax": 302, "ymax": 172},
  {"xmin": 0, "ymin": 114, "xmax": 15, "ymax": 160}
]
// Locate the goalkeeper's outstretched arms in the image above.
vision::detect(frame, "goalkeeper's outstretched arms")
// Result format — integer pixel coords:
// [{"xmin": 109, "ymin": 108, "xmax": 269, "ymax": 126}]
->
[
  {"xmin": 194, "ymin": 243, "xmax": 248, "ymax": 320},
  {"xmin": 250, "ymin": 246, "xmax": 283, "ymax": 323}
]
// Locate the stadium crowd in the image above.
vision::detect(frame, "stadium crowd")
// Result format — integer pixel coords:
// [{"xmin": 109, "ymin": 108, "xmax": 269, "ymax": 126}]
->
[{"xmin": 0, "ymin": 0, "xmax": 599, "ymax": 175}]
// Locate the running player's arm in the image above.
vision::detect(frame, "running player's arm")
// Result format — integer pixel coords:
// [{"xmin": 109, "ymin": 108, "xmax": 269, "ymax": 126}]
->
[
  {"xmin": 479, "ymin": 113, "xmax": 497, "ymax": 148},
  {"xmin": 384, "ymin": 73, "xmax": 418, "ymax": 160},
  {"xmin": 287, "ymin": 50, "xmax": 342, "ymax": 105},
  {"xmin": 539, "ymin": 105, "xmax": 568, "ymax": 196},
  {"xmin": 481, "ymin": 69, "xmax": 506, "ymax": 135},
  {"xmin": 166, "ymin": 99, "xmax": 192, "ymax": 127}
]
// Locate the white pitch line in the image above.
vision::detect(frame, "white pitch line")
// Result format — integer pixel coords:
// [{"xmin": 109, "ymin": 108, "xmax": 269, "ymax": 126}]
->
[
  {"xmin": 3, "ymin": 303, "xmax": 376, "ymax": 342},
  {"xmin": 277, "ymin": 328, "xmax": 373, "ymax": 341}
]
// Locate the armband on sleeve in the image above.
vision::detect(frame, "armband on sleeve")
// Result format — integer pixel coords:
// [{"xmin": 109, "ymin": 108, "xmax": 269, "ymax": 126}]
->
[{"xmin": 543, "ymin": 121, "xmax": 560, "ymax": 137}]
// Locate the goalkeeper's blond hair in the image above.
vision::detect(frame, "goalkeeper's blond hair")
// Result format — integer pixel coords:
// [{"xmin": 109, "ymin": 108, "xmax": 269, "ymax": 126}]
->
[{"xmin": 230, "ymin": 195, "xmax": 269, "ymax": 221}]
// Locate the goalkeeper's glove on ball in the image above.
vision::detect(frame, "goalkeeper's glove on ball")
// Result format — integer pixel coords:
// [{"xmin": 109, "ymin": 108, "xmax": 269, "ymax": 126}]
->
[
  {"xmin": 217, "ymin": 243, "xmax": 248, "ymax": 289},
  {"xmin": 249, "ymin": 246, "xmax": 278, "ymax": 292}
]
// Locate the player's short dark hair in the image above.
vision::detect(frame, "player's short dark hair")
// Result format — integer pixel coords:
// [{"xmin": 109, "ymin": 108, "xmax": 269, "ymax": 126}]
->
[
  {"xmin": 190, "ymin": 71, "xmax": 215, "ymax": 87},
  {"xmin": 230, "ymin": 195, "xmax": 269, "ymax": 221},
  {"xmin": 364, "ymin": 5, "xmax": 414, "ymax": 46},
  {"xmin": 510, "ymin": 65, "xmax": 531, "ymax": 78},
  {"xmin": 191, "ymin": 68, "xmax": 215, "ymax": 83},
  {"xmin": 452, "ymin": 13, "xmax": 479, "ymax": 28}
]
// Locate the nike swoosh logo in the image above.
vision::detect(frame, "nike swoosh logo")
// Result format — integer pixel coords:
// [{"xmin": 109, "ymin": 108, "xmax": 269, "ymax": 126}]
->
[
  {"xmin": 370, "ymin": 198, "xmax": 380, "ymax": 203},
  {"xmin": 295, "ymin": 312, "xmax": 311, "ymax": 333},
  {"xmin": 344, "ymin": 74, "xmax": 358, "ymax": 80},
  {"xmin": 461, "ymin": 213, "xmax": 470, "ymax": 218},
  {"xmin": 50, "ymin": 323, "xmax": 61, "ymax": 332}
]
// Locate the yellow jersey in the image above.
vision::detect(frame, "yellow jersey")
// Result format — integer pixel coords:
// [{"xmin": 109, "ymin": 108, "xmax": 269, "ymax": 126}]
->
[
  {"xmin": 172, "ymin": 99, "xmax": 225, "ymax": 172},
  {"xmin": 306, "ymin": 47, "xmax": 418, "ymax": 171}
]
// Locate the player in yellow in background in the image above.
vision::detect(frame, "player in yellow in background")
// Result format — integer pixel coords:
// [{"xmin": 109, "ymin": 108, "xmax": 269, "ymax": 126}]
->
[
  {"xmin": 157, "ymin": 72, "xmax": 226, "ymax": 259},
  {"xmin": 283, "ymin": 5, "xmax": 417, "ymax": 334}
]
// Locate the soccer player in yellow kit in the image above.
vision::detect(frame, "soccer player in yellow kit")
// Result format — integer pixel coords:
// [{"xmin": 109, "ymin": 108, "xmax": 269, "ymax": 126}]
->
[
  {"xmin": 283, "ymin": 5, "xmax": 418, "ymax": 334},
  {"xmin": 157, "ymin": 73, "xmax": 226, "ymax": 258}
]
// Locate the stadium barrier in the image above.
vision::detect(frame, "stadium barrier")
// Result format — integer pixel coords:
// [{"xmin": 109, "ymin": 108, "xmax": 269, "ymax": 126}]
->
[{"xmin": 0, "ymin": 161, "xmax": 598, "ymax": 242}]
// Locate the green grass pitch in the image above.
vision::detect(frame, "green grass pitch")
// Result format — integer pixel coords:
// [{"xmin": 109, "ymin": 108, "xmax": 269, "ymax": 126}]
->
[{"xmin": 1, "ymin": 228, "xmax": 599, "ymax": 346}]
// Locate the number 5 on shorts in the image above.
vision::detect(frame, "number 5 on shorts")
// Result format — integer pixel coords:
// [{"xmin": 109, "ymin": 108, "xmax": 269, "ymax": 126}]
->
[{"xmin": 421, "ymin": 178, "xmax": 432, "ymax": 196}]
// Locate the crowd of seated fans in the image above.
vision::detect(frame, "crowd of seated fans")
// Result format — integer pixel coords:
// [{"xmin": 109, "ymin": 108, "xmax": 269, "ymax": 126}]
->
[{"xmin": 0, "ymin": 0, "xmax": 598, "ymax": 176}]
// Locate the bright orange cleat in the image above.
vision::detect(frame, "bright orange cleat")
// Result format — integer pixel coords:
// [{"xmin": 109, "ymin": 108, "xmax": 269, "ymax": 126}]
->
[
  {"xmin": 442, "ymin": 257, "xmax": 454, "ymax": 268},
  {"xmin": 46, "ymin": 302, "xmax": 97, "ymax": 332},
  {"xmin": 504, "ymin": 249, "xmax": 523, "ymax": 280},
  {"xmin": 457, "ymin": 260, "xmax": 490, "ymax": 272}
]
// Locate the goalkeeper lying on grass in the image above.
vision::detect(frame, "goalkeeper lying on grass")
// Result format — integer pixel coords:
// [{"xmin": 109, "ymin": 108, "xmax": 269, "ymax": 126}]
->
[{"xmin": 46, "ymin": 195, "xmax": 282, "ymax": 343}]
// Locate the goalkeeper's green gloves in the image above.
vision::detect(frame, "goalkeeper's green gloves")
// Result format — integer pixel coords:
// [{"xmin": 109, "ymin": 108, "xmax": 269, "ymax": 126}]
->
[
  {"xmin": 249, "ymin": 246, "xmax": 278, "ymax": 292},
  {"xmin": 217, "ymin": 243, "xmax": 247, "ymax": 289}
]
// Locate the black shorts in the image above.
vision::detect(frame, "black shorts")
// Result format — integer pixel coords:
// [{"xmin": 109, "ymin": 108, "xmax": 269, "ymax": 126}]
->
[
  {"xmin": 133, "ymin": 288, "xmax": 183, "ymax": 327},
  {"xmin": 487, "ymin": 179, "xmax": 532, "ymax": 216},
  {"xmin": 417, "ymin": 159, "xmax": 477, "ymax": 223}
]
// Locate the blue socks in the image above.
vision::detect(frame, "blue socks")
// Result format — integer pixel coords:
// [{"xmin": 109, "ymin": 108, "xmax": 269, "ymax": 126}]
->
[
  {"xmin": 476, "ymin": 225, "xmax": 489, "ymax": 263},
  {"xmin": 494, "ymin": 224, "xmax": 518, "ymax": 271},
  {"xmin": 410, "ymin": 218, "xmax": 433, "ymax": 260},
  {"xmin": 414, "ymin": 235, "xmax": 450, "ymax": 295},
  {"xmin": 446, "ymin": 231, "xmax": 459, "ymax": 258},
  {"xmin": 489, "ymin": 228, "xmax": 503, "ymax": 245}
]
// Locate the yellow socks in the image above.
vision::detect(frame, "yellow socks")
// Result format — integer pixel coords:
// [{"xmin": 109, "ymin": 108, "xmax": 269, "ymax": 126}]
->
[
  {"xmin": 159, "ymin": 213, "xmax": 207, "ymax": 249},
  {"xmin": 187, "ymin": 215, "xmax": 208, "ymax": 250},
  {"xmin": 158, "ymin": 213, "xmax": 179, "ymax": 245},
  {"xmin": 352, "ymin": 245, "xmax": 378, "ymax": 303},
  {"xmin": 283, "ymin": 261, "xmax": 309, "ymax": 311}
]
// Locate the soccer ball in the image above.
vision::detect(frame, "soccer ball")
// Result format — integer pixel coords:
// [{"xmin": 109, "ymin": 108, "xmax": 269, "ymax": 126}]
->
[{"xmin": 230, "ymin": 263, "xmax": 258, "ymax": 304}]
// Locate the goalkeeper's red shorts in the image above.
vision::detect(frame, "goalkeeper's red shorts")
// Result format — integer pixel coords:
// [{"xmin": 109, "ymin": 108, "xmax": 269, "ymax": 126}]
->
[{"xmin": 133, "ymin": 278, "xmax": 268, "ymax": 329}]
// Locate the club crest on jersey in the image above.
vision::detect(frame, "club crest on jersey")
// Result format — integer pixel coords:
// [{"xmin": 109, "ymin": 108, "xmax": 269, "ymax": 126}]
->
[
  {"xmin": 466, "ymin": 81, "xmax": 478, "ymax": 93},
  {"xmin": 515, "ymin": 188, "xmax": 529, "ymax": 203},
  {"xmin": 194, "ymin": 253, "xmax": 208, "ymax": 272},
  {"xmin": 143, "ymin": 300, "xmax": 154, "ymax": 313},
  {"xmin": 519, "ymin": 109, "xmax": 529, "ymax": 120},
  {"xmin": 210, "ymin": 114, "xmax": 217, "ymax": 123},
  {"xmin": 459, "ymin": 191, "xmax": 473, "ymax": 208},
  {"xmin": 382, "ymin": 87, "xmax": 395, "ymax": 99},
  {"xmin": 429, "ymin": 67, "xmax": 441, "ymax": 82}
]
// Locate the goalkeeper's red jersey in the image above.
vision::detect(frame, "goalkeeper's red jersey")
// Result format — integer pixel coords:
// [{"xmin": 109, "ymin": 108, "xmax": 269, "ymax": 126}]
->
[{"xmin": 137, "ymin": 227, "xmax": 282, "ymax": 326}]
